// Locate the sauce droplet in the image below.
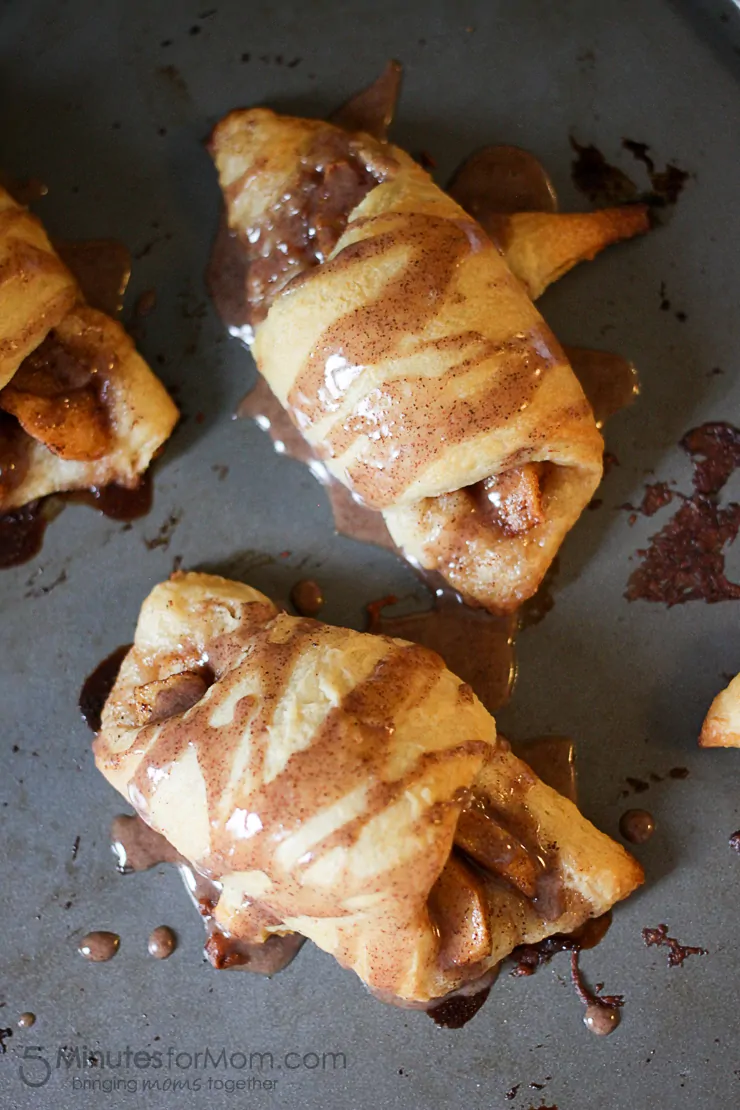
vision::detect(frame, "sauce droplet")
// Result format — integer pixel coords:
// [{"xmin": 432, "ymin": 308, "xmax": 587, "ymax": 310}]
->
[
  {"xmin": 583, "ymin": 1002, "xmax": 620, "ymax": 1035},
  {"xmin": 290, "ymin": 579, "xmax": 325, "ymax": 617},
  {"xmin": 17, "ymin": 1013, "xmax": 36, "ymax": 1029},
  {"xmin": 78, "ymin": 931, "xmax": 120, "ymax": 962},
  {"xmin": 148, "ymin": 926, "xmax": 177, "ymax": 959},
  {"xmin": 729, "ymin": 830, "xmax": 740, "ymax": 853},
  {"xmin": 448, "ymin": 144, "xmax": 558, "ymax": 222},
  {"xmin": 619, "ymin": 809, "xmax": 656, "ymax": 844}
]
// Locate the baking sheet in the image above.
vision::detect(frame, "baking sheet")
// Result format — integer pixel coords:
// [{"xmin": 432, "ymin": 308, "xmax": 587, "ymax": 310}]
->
[{"xmin": 1, "ymin": 0, "xmax": 740, "ymax": 1106}]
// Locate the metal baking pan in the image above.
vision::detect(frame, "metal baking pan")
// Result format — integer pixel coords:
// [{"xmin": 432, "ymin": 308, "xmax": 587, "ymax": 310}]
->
[{"xmin": 1, "ymin": 0, "xmax": 739, "ymax": 1106}]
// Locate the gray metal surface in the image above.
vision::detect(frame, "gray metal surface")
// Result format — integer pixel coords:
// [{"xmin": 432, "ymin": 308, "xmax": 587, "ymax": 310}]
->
[{"xmin": 1, "ymin": 1, "xmax": 739, "ymax": 1106}]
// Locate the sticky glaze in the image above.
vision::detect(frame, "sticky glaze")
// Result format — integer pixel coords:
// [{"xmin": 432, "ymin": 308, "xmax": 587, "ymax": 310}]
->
[
  {"xmin": 54, "ymin": 239, "xmax": 131, "ymax": 317},
  {"xmin": 0, "ymin": 500, "xmax": 50, "ymax": 569},
  {"xmin": 565, "ymin": 347, "xmax": 640, "ymax": 429},
  {"xmin": 514, "ymin": 737, "xmax": 577, "ymax": 803},
  {"xmin": 111, "ymin": 812, "xmax": 303, "ymax": 975},
  {"xmin": 511, "ymin": 911, "xmax": 612, "ymax": 976},
  {"xmin": 367, "ymin": 590, "xmax": 516, "ymax": 714},
  {"xmin": 210, "ymin": 131, "xmax": 387, "ymax": 330},
  {"xmin": 448, "ymin": 144, "xmax": 558, "ymax": 245}
]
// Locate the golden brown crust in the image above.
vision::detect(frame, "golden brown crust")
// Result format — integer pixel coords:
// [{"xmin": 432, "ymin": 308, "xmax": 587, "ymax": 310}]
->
[
  {"xmin": 0, "ymin": 186, "xmax": 79, "ymax": 388},
  {"xmin": 210, "ymin": 109, "xmax": 605, "ymax": 611},
  {"xmin": 0, "ymin": 191, "xmax": 178, "ymax": 512},
  {"xmin": 700, "ymin": 674, "xmax": 740, "ymax": 748},
  {"xmin": 502, "ymin": 206, "xmax": 650, "ymax": 300},
  {"xmin": 94, "ymin": 573, "xmax": 643, "ymax": 1003}
]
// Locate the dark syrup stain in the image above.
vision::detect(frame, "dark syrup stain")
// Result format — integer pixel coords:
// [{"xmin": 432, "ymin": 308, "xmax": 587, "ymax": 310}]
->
[
  {"xmin": 79, "ymin": 644, "xmax": 131, "ymax": 732},
  {"xmin": 570, "ymin": 138, "xmax": 638, "ymax": 205},
  {"xmin": 427, "ymin": 984, "xmax": 492, "ymax": 1029},
  {"xmin": 511, "ymin": 911, "xmax": 612, "ymax": 978},
  {"xmin": 0, "ymin": 502, "xmax": 53, "ymax": 569},
  {"xmin": 571, "ymin": 137, "xmax": 689, "ymax": 211},
  {"xmin": 626, "ymin": 423, "xmax": 740, "ymax": 604},
  {"xmin": 24, "ymin": 567, "xmax": 68, "ymax": 600},
  {"xmin": 642, "ymin": 924, "xmax": 707, "ymax": 967},
  {"xmin": 144, "ymin": 508, "xmax": 182, "ymax": 551},
  {"xmin": 69, "ymin": 471, "xmax": 154, "ymax": 522}
]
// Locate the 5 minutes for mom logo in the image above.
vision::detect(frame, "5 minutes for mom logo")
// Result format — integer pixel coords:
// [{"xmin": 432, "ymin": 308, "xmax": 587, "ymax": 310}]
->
[{"xmin": 16, "ymin": 1043, "xmax": 348, "ymax": 1091}]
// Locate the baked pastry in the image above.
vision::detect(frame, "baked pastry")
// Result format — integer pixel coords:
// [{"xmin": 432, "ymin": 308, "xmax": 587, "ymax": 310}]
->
[
  {"xmin": 0, "ymin": 185, "xmax": 178, "ymax": 513},
  {"xmin": 209, "ymin": 109, "xmax": 647, "ymax": 612},
  {"xmin": 94, "ymin": 572, "xmax": 643, "ymax": 1005},
  {"xmin": 700, "ymin": 674, "xmax": 740, "ymax": 747}
]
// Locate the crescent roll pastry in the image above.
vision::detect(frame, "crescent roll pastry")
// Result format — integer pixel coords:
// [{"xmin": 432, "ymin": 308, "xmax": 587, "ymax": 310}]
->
[
  {"xmin": 209, "ymin": 109, "xmax": 632, "ymax": 612},
  {"xmin": 700, "ymin": 673, "xmax": 740, "ymax": 748},
  {"xmin": 0, "ymin": 184, "xmax": 178, "ymax": 513},
  {"xmin": 0, "ymin": 187, "xmax": 79, "ymax": 389},
  {"xmin": 94, "ymin": 572, "xmax": 643, "ymax": 1005},
  {"xmin": 498, "ymin": 207, "xmax": 650, "ymax": 301}
]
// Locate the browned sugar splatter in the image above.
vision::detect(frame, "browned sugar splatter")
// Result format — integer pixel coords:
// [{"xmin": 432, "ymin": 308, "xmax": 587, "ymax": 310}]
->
[
  {"xmin": 642, "ymin": 923, "xmax": 707, "ymax": 967},
  {"xmin": 626, "ymin": 423, "xmax": 740, "ymax": 604},
  {"xmin": 570, "ymin": 139, "xmax": 639, "ymax": 205},
  {"xmin": 571, "ymin": 137, "xmax": 689, "ymax": 211}
]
